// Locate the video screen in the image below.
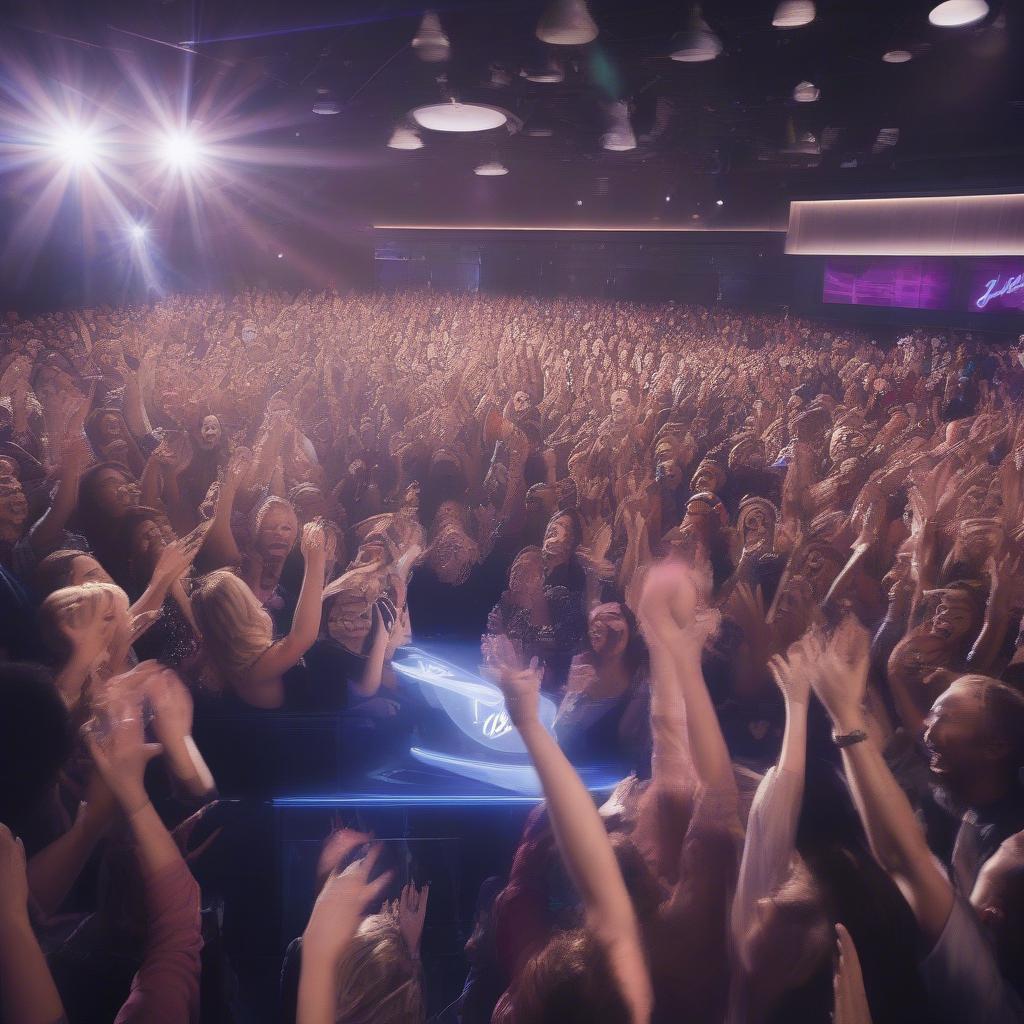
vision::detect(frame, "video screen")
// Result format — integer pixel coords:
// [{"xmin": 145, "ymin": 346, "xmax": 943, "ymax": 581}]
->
[{"xmin": 822, "ymin": 258, "xmax": 954, "ymax": 310}]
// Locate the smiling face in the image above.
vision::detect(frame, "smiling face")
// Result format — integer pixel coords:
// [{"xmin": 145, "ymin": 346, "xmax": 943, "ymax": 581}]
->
[
  {"xmin": 198, "ymin": 415, "xmax": 222, "ymax": 450},
  {"xmin": 690, "ymin": 460, "xmax": 725, "ymax": 496},
  {"xmin": 91, "ymin": 467, "xmax": 133, "ymax": 516},
  {"xmin": 97, "ymin": 412, "xmax": 122, "ymax": 442},
  {"xmin": 923, "ymin": 681, "xmax": 995, "ymax": 798}
]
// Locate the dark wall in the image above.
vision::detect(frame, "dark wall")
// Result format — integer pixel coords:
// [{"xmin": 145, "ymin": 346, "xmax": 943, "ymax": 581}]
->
[{"xmin": 374, "ymin": 230, "xmax": 791, "ymax": 309}]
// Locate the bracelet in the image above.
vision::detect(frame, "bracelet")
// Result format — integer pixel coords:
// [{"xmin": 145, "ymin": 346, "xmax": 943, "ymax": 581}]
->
[{"xmin": 832, "ymin": 728, "xmax": 868, "ymax": 749}]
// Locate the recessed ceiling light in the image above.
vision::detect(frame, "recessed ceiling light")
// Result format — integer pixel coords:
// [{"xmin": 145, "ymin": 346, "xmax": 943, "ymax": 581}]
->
[
  {"xmin": 412, "ymin": 102, "xmax": 508, "ymax": 133},
  {"xmin": 929, "ymin": 0, "xmax": 988, "ymax": 27},
  {"xmin": 882, "ymin": 48, "xmax": 913, "ymax": 62}
]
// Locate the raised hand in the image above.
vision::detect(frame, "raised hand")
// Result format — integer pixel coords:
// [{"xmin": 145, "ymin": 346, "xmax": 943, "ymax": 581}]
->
[
  {"xmin": 398, "ymin": 881, "xmax": 430, "ymax": 958},
  {"xmin": 493, "ymin": 656, "xmax": 543, "ymax": 729},
  {"xmin": 300, "ymin": 518, "xmax": 328, "ymax": 559},
  {"xmin": 812, "ymin": 616, "xmax": 871, "ymax": 729},
  {"xmin": 833, "ymin": 923, "xmax": 872, "ymax": 1024},
  {"xmin": 84, "ymin": 694, "xmax": 163, "ymax": 815},
  {"xmin": 152, "ymin": 521, "xmax": 212, "ymax": 583},
  {"xmin": 146, "ymin": 668, "xmax": 194, "ymax": 747},
  {"xmin": 316, "ymin": 827, "xmax": 373, "ymax": 886},
  {"xmin": 303, "ymin": 844, "xmax": 394, "ymax": 964}
]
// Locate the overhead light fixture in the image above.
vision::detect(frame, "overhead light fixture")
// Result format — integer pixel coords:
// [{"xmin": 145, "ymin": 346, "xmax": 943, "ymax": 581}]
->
[
  {"xmin": 716, "ymin": 198, "xmax": 724, "ymax": 206},
  {"xmin": 601, "ymin": 101, "xmax": 637, "ymax": 151},
  {"xmin": 772, "ymin": 0, "xmax": 815, "ymax": 28},
  {"xmin": 388, "ymin": 125, "xmax": 424, "ymax": 149},
  {"xmin": 525, "ymin": 119, "xmax": 555, "ymax": 137},
  {"xmin": 412, "ymin": 10, "xmax": 450, "ymax": 61},
  {"xmin": 276, "ymin": 252, "xmax": 284, "ymax": 259},
  {"xmin": 537, "ymin": 0, "xmax": 598, "ymax": 45},
  {"xmin": 670, "ymin": 5, "xmax": 722, "ymax": 62},
  {"xmin": 312, "ymin": 89, "xmax": 340, "ymax": 115},
  {"xmin": 928, "ymin": 0, "xmax": 988, "ymax": 27},
  {"xmin": 412, "ymin": 102, "xmax": 508, "ymax": 132},
  {"xmin": 882, "ymin": 48, "xmax": 913, "ymax": 62},
  {"xmin": 793, "ymin": 80, "xmax": 820, "ymax": 102},
  {"xmin": 130, "ymin": 224, "xmax": 147, "ymax": 241},
  {"xmin": 576, "ymin": 199, "xmax": 583, "ymax": 206},
  {"xmin": 523, "ymin": 58, "xmax": 565, "ymax": 83},
  {"xmin": 474, "ymin": 159, "xmax": 509, "ymax": 176}
]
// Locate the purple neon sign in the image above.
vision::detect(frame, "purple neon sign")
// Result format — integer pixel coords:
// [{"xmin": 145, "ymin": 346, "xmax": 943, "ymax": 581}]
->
[{"xmin": 967, "ymin": 262, "xmax": 1024, "ymax": 313}]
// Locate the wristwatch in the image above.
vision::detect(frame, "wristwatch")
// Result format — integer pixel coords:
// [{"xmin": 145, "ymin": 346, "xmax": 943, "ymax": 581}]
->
[{"xmin": 832, "ymin": 728, "xmax": 868, "ymax": 749}]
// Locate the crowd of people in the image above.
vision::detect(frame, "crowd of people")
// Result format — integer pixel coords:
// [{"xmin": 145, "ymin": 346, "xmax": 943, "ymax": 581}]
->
[{"xmin": 1, "ymin": 286, "xmax": 1023, "ymax": 1023}]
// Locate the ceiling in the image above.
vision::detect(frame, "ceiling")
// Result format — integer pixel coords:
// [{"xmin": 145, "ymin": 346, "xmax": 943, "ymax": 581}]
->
[{"xmin": 0, "ymin": 0, "xmax": 1021, "ymax": 301}]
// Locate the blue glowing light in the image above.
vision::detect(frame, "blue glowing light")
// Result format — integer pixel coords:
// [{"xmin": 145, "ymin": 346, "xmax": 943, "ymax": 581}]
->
[{"xmin": 392, "ymin": 647, "xmax": 557, "ymax": 756}]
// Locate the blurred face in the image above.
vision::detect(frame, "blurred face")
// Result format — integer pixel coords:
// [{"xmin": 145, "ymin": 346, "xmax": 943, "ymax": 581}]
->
[
  {"xmin": 199, "ymin": 415, "xmax": 222, "ymax": 450},
  {"xmin": 92, "ymin": 468, "xmax": 132, "ymax": 515},
  {"xmin": 256, "ymin": 505, "xmax": 298, "ymax": 559},
  {"xmin": 930, "ymin": 592, "xmax": 976, "ymax": 642},
  {"xmin": 691, "ymin": 460, "xmax": 724, "ymax": 495},
  {"xmin": 588, "ymin": 605, "xmax": 629, "ymax": 658},
  {"xmin": 98, "ymin": 413, "xmax": 121, "ymax": 442},
  {"xmin": 509, "ymin": 551, "xmax": 544, "ymax": 593},
  {"xmin": 542, "ymin": 515, "xmax": 574, "ymax": 568},
  {"xmin": 241, "ymin": 325, "xmax": 257, "ymax": 344},
  {"xmin": 610, "ymin": 389, "xmax": 632, "ymax": 423},
  {"xmin": 923, "ymin": 682, "xmax": 993, "ymax": 794},
  {"xmin": 739, "ymin": 503, "xmax": 773, "ymax": 550},
  {"xmin": 326, "ymin": 596, "xmax": 373, "ymax": 653},
  {"xmin": 657, "ymin": 456, "xmax": 683, "ymax": 488},
  {"xmin": 0, "ymin": 457, "xmax": 19, "ymax": 479},
  {"xmin": 293, "ymin": 487, "xmax": 328, "ymax": 524},
  {"xmin": 0, "ymin": 480, "xmax": 28, "ymax": 527},
  {"xmin": 512, "ymin": 391, "xmax": 531, "ymax": 415},
  {"xmin": 68, "ymin": 555, "xmax": 113, "ymax": 587}
]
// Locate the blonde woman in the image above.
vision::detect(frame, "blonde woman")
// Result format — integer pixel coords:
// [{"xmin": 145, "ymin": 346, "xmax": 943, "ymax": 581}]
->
[
  {"xmin": 38, "ymin": 582, "xmax": 134, "ymax": 707},
  {"xmin": 191, "ymin": 519, "xmax": 329, "ymax": 709}
]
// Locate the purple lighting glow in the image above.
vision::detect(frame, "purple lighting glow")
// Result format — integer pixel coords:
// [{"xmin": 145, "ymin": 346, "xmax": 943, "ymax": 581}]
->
[
  {"xmin": 966, "ymin": 261, "xmax": 1024, "ymax": 313},
  {"xmin": 823, "ymin": 258, "xmax": 953, "ymax": 309}
]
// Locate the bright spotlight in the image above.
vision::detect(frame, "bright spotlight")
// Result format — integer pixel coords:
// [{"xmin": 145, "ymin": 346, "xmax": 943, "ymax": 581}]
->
[
  {"xmin": 276, "ymin": 252, "xmax": 284, "ymax": 259},
  {"xmin": 51, "ymin": 126, "xmax": 98, "ymax": 168},
  {"xmin": 158, "ymin": 131, "xmax": 202, "ymax": 170},
  {"xmin": 130, "ymin": 224, "xmax": 147, "ymax": 241}
]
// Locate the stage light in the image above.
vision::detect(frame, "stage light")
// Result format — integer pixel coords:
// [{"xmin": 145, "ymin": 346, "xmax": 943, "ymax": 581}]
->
[
  {"xmin": 412, "ymin": 10, "xmax": 450, "ymax": 62},
  {"xmin": 793, "ymin": 80, "xmax": 820, "ymax": 102},
  {"xmin": 882, "ymin": 49, "xmax": 913, "ymax": 62},
  {"xmin": 412, "ymin": 102, "xmax": 508, "ymax": 133},
  {"xmin": 716, "ymin": 198, "xmax": 725, "ymax": 206},
  {"xmin": 130, "ymin": 224, "xmax": 147, "ymax": 241},
  {"xmin": 929, "ymin": 0, "xmax": 988, "ymax": 27},
  {"xmin": 665, "ymin": 195, "xmax": 671, "ymax": 202},
  {"xmin": 601, "ymin": 101, "xmax": 636, "ymax": 151},
  {"xmin": 276, "ymin": 252, "xmax": 284, "ymax": 259},
  {"xmin": 474, "ymin": 160, "xmax": 509, "ymax": 176},
  {"xmin": 157, "ymin": 130, "xmax": 202, "ymax": 170},
  {"xmin": 537, "ymin": 0, "xmax": 598, "ymax": 45},
  {"xmin": 576, "ymin": 199, "xmax": 583, "ymax": 206},
  {"xmin": 670, "ymin": 5, "xmax": 722, "ymax": 62},
  {"xmin": 387, "ymin": 125, "xmax": 424, "ymax": 150},
  {"xmin": 772, "ymin": 0, "xmax": 815, "ymax": 28},
  {"xmin": 51, "ymin": 126, "xmax": 99, "ymax": 168}
]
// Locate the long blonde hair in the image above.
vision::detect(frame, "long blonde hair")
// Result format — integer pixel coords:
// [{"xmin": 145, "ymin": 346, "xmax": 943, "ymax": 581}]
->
[
  {"xmin": 191, "ymin": 570, "xmax": 274, "ymax": 688},
  {"xmin": 334, "ymin": 908, "xmax": 425, "ymax": 1024},
  {"xmin": 38, "ymin": 582, "xmax": 127, "ymax": 669}
]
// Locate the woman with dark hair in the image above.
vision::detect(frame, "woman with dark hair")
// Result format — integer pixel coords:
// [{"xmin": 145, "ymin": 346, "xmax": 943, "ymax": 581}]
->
[
  {"xmin": 75, "ymin": 461, "xmax": 140, "ymax": 586},
  {"xmin": 553, "ymin": 601, "xmax": 650, "ymax": 771}
]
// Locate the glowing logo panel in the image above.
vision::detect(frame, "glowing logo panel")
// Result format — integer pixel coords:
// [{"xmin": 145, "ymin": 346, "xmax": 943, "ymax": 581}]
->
[{"xmin": 392, "ymin": 646, "xmax": 558, "ymax": 754}]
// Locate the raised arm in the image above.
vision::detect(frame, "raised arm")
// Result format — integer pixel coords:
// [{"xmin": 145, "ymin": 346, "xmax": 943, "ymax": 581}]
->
[
  {"xmin": 493, "ymin": 651, "xmax": 653, "ymax": 1024},
  {"xmin": 85, "ymin": 683, "xmax": 202, "ymax": 1024},
  {"xmin": 203, "ymin": 448, "xmax": 249, "ymax": 568},
  {"xmin": 731, "ymin": 630, "xmax": 816, "ymax": 970},
  {"xmin": 811, "ymin": 617, "xmax": 953, "ymax": 945},
  {"xmin": 248, "ymin": 520, "xmax": 328, "ymax": 685},
  {"xmin": 0, "ymin": 824, "xmax": 68, "ymax": 1024},
  {"xmin": 28, "ymin": 432, "xmax": 90, "ymax": 557}
]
